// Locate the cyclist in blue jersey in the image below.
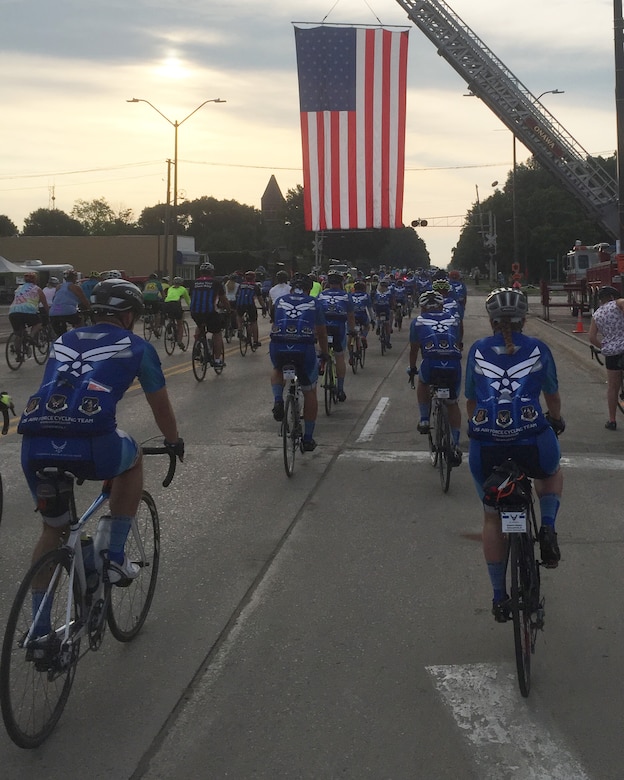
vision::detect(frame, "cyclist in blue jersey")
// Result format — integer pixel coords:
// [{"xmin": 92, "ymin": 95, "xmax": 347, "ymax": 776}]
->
[
  {"xmin": 350, "ymin": 280, "xmax": 375, "ymax": 354},
  {"xmin": 409, "ymin": 290, "xmax": 463, "ymax": 465},
  {"xmin": 190, "ymin": 262, "xmax": 230, "ymax": 366},
  {"xmin": 465, "ymin": 288, "xmax": 565, "ymax": 622},
  {"xmin": 19, "ymin": 279, "xmax": 183, "ymax": 587},
  {"xmin": 269, "ymin": 274, "xmax": 328, "ymax": 451},
  {"xmin": 372, "ymin": 278, "xmax": 394, "ymax": 348},
  {"xmin": 432, "ymin": 278, "xmax": 463, "ymax": 344},
  {"xmin": 236, "ymin": 271, "xmax": 264, "ymax": 348},
  {"xmin": 318, "ymin": 272, "xmax": 356, "ymax": 401},
  {"xmin": 449, "ymin": 269, "xmax": 467, "ymax": 317}
]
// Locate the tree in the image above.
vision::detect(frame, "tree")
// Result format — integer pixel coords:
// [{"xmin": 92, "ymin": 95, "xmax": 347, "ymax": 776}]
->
[
  {"xmin": 23, "ymin": 208, "xmax": 85, "ymax": 236},
  {"xmin": 0, "ymin": 215, "xmax": 18, "ymax": 237},
  {"xmin": 71, "ymin": 198, "xmax": 136, "ymax": 235},
  {"xmin": 179, "ymin": 196, "xmax": 265, "ymax": 252}
]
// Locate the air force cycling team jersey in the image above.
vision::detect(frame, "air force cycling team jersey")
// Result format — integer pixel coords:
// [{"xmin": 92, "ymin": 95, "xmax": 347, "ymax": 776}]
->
[
  {"xmin": 18, "ymin": 323, "xmax": 165, "ymax": 437},
  {"xmin": 270, "ymin": 292, "xmax": 326, "ymax": 344},
  {"xmin": 465, "ymin": 331, "xmax": 558, "ymax": 442}
]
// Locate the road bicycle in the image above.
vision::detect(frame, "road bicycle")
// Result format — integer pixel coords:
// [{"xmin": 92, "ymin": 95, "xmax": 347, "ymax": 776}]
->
[
  {"xmin": 163, "ymin": 314, "xmax": 190, "ymax": 355},
  {"xmin": 6, "ymin": 325, "xmax": 50, "ymax": 371},
  {"xmin": 591, "ymin": 345, "xmax": 624, "ymax": 416},
  {"xmin": 238, "ymin": 311, "xmax": 258, "ymax": 356},
  {"xmin": 192, "ymin": 329, "xmax": 225, "ymax": 381},
  {"xmin": 0, "ymin": 444, "xmax": 177, "ymax": 748},
  {"xmin": 321, "ymin": 336, "xmax": 338, "ymax": 415},
  {"xmin": 223, "ymin": 313, "xmax": 236, "ymax": 344},
  {"xmin": 376, "ymin": 313, "xmax": 390, "ymax": 355},
  {"xmin": 394, "ymin": 303, "xmax": 404, "ymax": 332},
  {"xmin": 142, "ymin": 309, "xmax": 163, "ymax": 341},
  {"xmin": 483, "ymin": 459, "xmax": 545, "ymax": 698},
  {"xmin": 281, "ymin": 363, "xmax": 304, "ymax": 477},
  {"xmin": 348, "ymin": 325, "xmax": 366, "ymax": 374}
]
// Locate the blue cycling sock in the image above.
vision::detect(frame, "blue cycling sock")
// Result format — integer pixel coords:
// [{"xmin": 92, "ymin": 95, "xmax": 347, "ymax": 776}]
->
[
  {"xmin": 419, "ymin": 403, "xmax": 429, "ymax": 421},
  {"xmin": 304, "ymin": 421, "xmax": 315, "ymax": 440},
  {"xmin": 337, "ymin": 377, "xmax": 344, "ymax": 392},
  {"xmin": 272, "ymin": 384, "xmax": 284, "ymax": 402},
  {"xmin": 487, "ymin": 561, "xmax": 507, "ymax": 601},
  {"xmin": 452, "ymin": 428, "xmax": 460, "ymax": 445},
  {"xmin": 32, "ymin": 590, "xmax": 51, "ymax": 637},
  {"xmin": 108, "ymin": 515, "xmax": 134, "ymax": 563},
  {"xmin": 539, "ymin": 494, "xmax": 560, "ymax": 528}
]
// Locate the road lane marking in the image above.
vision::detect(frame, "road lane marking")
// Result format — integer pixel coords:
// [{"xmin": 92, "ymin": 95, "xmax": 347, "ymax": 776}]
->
[
  {"xmin": 356, "ymin": 397, "xmax": 390, "ymax": 442},
  {"xmin": 427, "ymin": 664, "xmax": 591, "ymax": 779}
]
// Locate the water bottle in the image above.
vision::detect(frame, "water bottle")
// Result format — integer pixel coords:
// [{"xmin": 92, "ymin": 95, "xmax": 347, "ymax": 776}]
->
[{"xmin": 81, "ymin": 535, "xmax": 99, "ymax": 592}]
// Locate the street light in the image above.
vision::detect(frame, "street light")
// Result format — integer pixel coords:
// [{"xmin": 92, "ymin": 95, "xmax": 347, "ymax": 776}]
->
[{"xmin": 127, "ymin": 97, "xmax": 226, "ymax": 278}]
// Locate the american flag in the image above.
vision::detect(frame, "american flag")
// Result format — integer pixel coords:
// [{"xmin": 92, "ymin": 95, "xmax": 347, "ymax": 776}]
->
[{"xmin": 294, "ymin": 25, "xmax": 409, "ymax": 232}]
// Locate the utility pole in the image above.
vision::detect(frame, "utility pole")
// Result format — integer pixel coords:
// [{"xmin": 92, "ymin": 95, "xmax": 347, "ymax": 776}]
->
[{"xmin": 615, "ymin": 0, "xmax": 624, "ymax": 250}]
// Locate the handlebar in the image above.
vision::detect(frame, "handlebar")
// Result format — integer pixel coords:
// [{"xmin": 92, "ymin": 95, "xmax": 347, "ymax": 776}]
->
[
  {"xmin": 141, "ymin": 446, "xmax": 178, "ymax": 487},
  {"xmin": 590, "ymin": 345, "xmax": 603, "ymax": 365}
]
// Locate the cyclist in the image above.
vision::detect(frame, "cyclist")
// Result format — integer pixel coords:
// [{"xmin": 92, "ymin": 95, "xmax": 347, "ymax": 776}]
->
[
  {"xmin": 448, "ymin": 269, "xmax": 467, "ymax": 317},
  {"xmin": 224, "ymin": 274, "xmax": 240, "ymax": 334},
  {"xmin": 190, "ymin": 262, "xmax": 230, "ymax": 366},
  {"xmin": 18, "ymin": 279, "xmax": 183, "ymax": 609},
  {"xmin": 9, "ymin": 271, "xmax": 49, "ymax": 356},
  {"xmin": 42, "ymin": 276, "xmax": 59, "ymax": 307},
  {"xmin": 465, "ymin": 288, "xmax": 564, "ymax": 622},
  {"xmin": 269, "ymin": 273, "xmax": 328, "ymax": 451},
  {"xmin": 80, "ymin": 270, "xmax": 103, "ymax": 299},
  {"xmin": 318, "ymin": 272, "xmax": 356, "ymax": 401},
  {"xmin": 1, "ymin": 390, "xmax": 16, "ymax": 435},
  {"xmin": 372, "ymin": 278, "xmax": 394, "ymax": 348},
  {"xmin": 432, "ymin": 277, "xmax": 463, "ymax": 345},
  {"xmin": 163, "ymin": 276, "xmax": 191, "ymax": 350},
  {"xmin": 588, "ymin": 285, "xmax": 624, "ymax": 430},
  {"xmin": 235, "ymin": 270, "xmax": 264, "ymax": 348},
  {"xmin": 350, "ymin": 280, "xmax": 374, "ymax": 354},
  {"xmin": 142, "ymin": 272, "xmax": 165, "ymax": 330},
  {"xmin": 49, "ymin": 270, "xmax": 91, "ymax": 336},
  {"xmin": 409, "ymin": 290, "xmax": 463, "ymax": 465},
  {"xmin": 268, "ymin": 270, "xmax": 292, "ymax": 319}
]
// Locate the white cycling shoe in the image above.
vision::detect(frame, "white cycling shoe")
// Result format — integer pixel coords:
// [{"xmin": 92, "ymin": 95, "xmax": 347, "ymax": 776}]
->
[{"xmin": 107, "ymin": 556, "xmax": 140, "ymax": 584}]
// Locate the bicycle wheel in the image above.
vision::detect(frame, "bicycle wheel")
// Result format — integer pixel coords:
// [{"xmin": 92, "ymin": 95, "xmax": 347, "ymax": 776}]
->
[
  {"xmin": 224, "ymin": 322, "xmax": 232, "ymax": 344},
  {"xmin": 249, "ymin": 325, "xmax": 258, "ymax": 353},
  {"xmin": 0, "ymin": 549, "xmax": 82, "ymax": 748},
  {"xmin": 33, "ymin": 331, "xmax": 50, "ymax": 364},
  {"xmin": 108, "ymin": 491, "xmax": 160, "ymax": 642},
  {"xmin": 283, "ymin": 395, "xmax": 298, "ymax": 477},
  {"xmin": 380, "ymin": 330, "xmax": 386, "ymax": 356},
  {"xmin": 437, "ymin": 404, "xmax": 452, "ymax": 493},
  {"xmin": 324, "ymin": 360, "xmax": 335, "ymax": 416},
  {"xmin": 192, "ymin": 339, "xmax": 208, "ymax": 381},
  {"xmin": 6, "ymin": 333, "xmax": 23, "ymax": 371},
  {"xmin": 181, "ymin": 320, "xmax": 190, "ymax": 351},
  {"xmin": 0, "ymin": 473, "xmax": 3, "ymax": 526},
  {"xmin": 618, "ymin": 372, "xmax": 624, "ymax": 416},
  {"xmin": 164, "ymin": 323, "xmax": 176, "ymax": 355},
  {"xmin": 428, "ymin": 403, "xmax": 439, "ymax": 467},
  {"xmin": 350, "ymin": 346, "xmax": 358, "ymax": 375},
  {"xmin": 143, "ymin": 316, "xmax": 153, "ymax": 341},
  {"xmin": 359, "ymin": 341, "xmax": 366, "ymax": 369},
  {"xmin": 510, "ymin": 535, "xmax": 534, "ymax": 697}
]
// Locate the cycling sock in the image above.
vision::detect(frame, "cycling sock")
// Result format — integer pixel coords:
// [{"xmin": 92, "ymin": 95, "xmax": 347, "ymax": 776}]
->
[
  {"xmin": 108, "ymin": 515, "xmax": 134, "ymax": 564},
  {"xmin": 32, "ymin": 590, "xmax": 51, "ymax": 636},
  {"xmin": 418, "ymin": 403, "xmax": 429, "ymax": 420},
  {"xmin": 452, "ymin": 428, "xmax": 460, "ymax": 445},
  {"xmin": 337, "ymin": 378, "xmax": 345, "ymax": 392},
  {"xmin": 487, "ymin": 561, "xmax": 507, "ymax": 601},
  {"xmin": 304, "ymin": 421, "xmax": 315, "ymax": 440},
  {"xmin": 539, "ymin": 493, "xmax": 560, "ymax": 528},
  {"xmin": 272, "ymin": 384, "xmax": 284, "ymax": 402}
]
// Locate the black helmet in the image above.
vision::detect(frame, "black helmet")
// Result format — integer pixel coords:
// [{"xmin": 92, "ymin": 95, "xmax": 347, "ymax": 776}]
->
[
  {"xmin": 485, "ymin": 287, "xmax": 528, "ymax": 323},
  {"xmin": 90, "ymin": 279, "xmax": 144, "ymax": 316},
  {"xmin": 276, "ymin": 270, "xmax": 289, "ymax": 283},
  {"xmin": 327, "ymin": 272, "xmax": 343, "ymax": 285},
  {"xmin": 598, "ymin": 285, "xmax": 618, "ymax": 300},
  {"xmin": 291, "ymin": 273, "xmax": 313, "ymax": 292}
]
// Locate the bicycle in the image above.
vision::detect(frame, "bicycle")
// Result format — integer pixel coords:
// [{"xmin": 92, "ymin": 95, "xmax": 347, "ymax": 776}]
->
[
  {"xmin": 483, "ymin": 459, "xmax": 545, "ymax": 698},
  {"xmin": 376, "ymin": 313, "xmax": 390, "ymax": 355},
  {"xmin": 321, "ymin": 336, "xmax": 338, "ymax": 415},
  {"xmin": 6, "ymin": 325, "xmax": 50, "ymax": 370},
  {"xmin": 223, "ymin": 313, "xmax": 236, "ymax": 344},
  {"xmin": 0, "ymin": 443, "xmax": 177, "ymax": 748},
  {"xmin": 192, "ymin": 329, "xmax": 224, "ymax": 381},
  {"xmin": 238, "ymin": 311, "xmax": 258, "ymax": 357},
  {"xmin": 590, "ymin": 345, "xmax": 624, "ymax": 416},
  {"xmin": 394, "ymin": 303, "xmax": 404, "ymax": 332},
  {"xmin": 163, "ymin": 314, "xmax": 190, "ymax": 355},
  {"xmin": 348, "ymin": 325, "xmax": 366, "ymax": 374},
  {"xmin": 281, "ymin": 364, "xmax": 304, "ymax": 477},
  {"xmin": 142, "ymin": 309, "xmax": 162, "ymax": 341}
]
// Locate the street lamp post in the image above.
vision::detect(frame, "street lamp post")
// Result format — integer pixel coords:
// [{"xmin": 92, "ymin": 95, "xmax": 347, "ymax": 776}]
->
[{"xmin": 127, "ymin": 97, "xmax": 226, "ymax": 278}]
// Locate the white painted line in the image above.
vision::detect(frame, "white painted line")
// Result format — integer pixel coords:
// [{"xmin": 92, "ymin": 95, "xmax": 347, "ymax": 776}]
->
[
  {"xmin": 559, "ymin": 455, "xmax": 624, "ymax": 470},
  {"xmin": 427, "ymin": 664, "xmax": 591, "ymax": 780},
  {"xmin": 356, "ymin": 397, "xmax": 390, "ymax": 442}
]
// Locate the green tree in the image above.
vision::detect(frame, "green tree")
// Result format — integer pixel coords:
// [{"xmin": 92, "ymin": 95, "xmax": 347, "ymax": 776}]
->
[
  {"xmin": 23, "ymin": 208, "xmax": 85, "ymax": 236},
  {"xmin": 71, "ymin": 197, "xmax": 136, "ymax": 235},
  {"xmin": 179, "ymin": 196, "xmax": 265, "ymax": 251},
  {"xmin": 0, "ymin": 215, "xmax": 18, "ymax": 236}
]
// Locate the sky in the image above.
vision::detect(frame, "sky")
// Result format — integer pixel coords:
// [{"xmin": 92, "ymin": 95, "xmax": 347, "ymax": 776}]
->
[{"xmin": 0, "ymin": 0, "xmax": 618, "ymax": 266}]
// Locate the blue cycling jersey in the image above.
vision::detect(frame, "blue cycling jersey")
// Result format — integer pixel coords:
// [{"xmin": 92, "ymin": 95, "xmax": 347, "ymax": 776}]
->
[
  {"xmin": 318, "ymin": 289, "xmax": 353, "ymax": 322},
  {"xmin": 271, "ymin": 292, "xmax": 326, "ymax": 343},
  {"xmin": 191, "ymin": 276, "xmax": 224, "ymax": 314},
  {"xmin": 409, "ymin": 311, "xmax": 462, "ymax": 359}
]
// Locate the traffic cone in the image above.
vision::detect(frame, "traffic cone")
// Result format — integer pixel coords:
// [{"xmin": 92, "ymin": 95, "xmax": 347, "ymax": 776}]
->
[{"xmin": 573, "ymin": 308, "xmax": 585, "ymax": 333}]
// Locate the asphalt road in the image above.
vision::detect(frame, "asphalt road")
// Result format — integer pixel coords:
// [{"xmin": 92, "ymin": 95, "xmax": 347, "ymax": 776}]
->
[{"xmin": 0, "ymin": 295, "xmax": 621, "ymax": 779}]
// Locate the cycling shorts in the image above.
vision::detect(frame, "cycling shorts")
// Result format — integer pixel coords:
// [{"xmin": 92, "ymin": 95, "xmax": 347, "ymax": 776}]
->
[
  {"xmin": 605, "ymin": 353, "xmax": 624, "ymax": 371},
  {"xmin": 163, "ymin": 301, "xmax": 183, "ymax": 320},
  {"xmin": 468, "ymin": 427, "xmax": 560, "ymax": 501},
  {"xmin": 22, "ymin": 429, "xmax": 140, "ymax": 509},
  {"xmin": 354, "ymin": 313, "xmax": 370, "ymax": 326},
  {"xmin": 237, "ymin": 304, "xmax": 258, "ymax": 323},
  {"xmin": 144, "ymin": 300, "xmax": 163, "ymax": 314},
  {"xmin": 419, "ymin": 360, "xmax": 462, "ymax": 400},
  {"xmin": 192, "ymin": 312, "xmax": 224, "ymax": 334},
  {"xmin": 269, "ymin": 342, "xmax": 319, "ymax": 388},
  {"xmin": 326, "ymin": 322, "xmax": 347, "ymax": 352},
  {"xmin": 9, "ymin": 312, "xmax": 41, "ymax": 331}
]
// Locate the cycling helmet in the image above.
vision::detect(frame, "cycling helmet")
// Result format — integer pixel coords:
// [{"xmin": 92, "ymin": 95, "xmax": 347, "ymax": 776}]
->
[
  {"xmin": 106, "ymin": 270, "xmax": 122, "ymax": 279},
  {"xmin": 49, "ymin": 277, "xmax": 59, "ymax": 285},
  {"xmin": 598, "ymin": 285, "xmax": 618, "ymax": 300},
  {"xmin": 90, "ymin": 279, "xmax": 144, "ymax": 316},
  {"xmin": 162, "ymin": 276, "xmax": 170, "ymax": 283},
  {"xmin": 419, "ymin": 290, "xmax": 444, "ymax": 309},
  {"xmin": 148, "ymin": 272, "xmax": 158, "ymax": 279},
  {"xmin": 485, "ymin": 287, "xmax": 529, "ymax": 323},
  {"xmin": 245, "ymin": 270, "xmax": 256, "ymax": 279},
  {"xmin": 200, "ymin": 262, "xmax": 214, "ymax": 273},
  {"xmin": 173, "ymin": 276, "xmax": 183, "ymax": 285},
  {"xmin": 276, "ymin": 270, "xmax": 289, "ymax": 283},
  {"xmin": 23, "ymin": 272, "xmax": 37, "ymax": 283},
  {"xmin": 327, "ymin": 272, "xmax": 343, "ymax": 285},
  {"xmin": 291, "ymin": 273, "xmax": 313, "ymax": 292},
  {"xmin": 449, "ymin": 269, "xmax": 461, "ymax": 280},
  {"xmin": 432, "ymin": 279, "xmax": 451, "ymax": 293}
]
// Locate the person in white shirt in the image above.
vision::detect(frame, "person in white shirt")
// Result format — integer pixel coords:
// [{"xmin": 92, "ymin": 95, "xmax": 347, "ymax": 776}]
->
[
  {"xmin": 268, "ymin": 271, "xmax": 292, "ymax": 320},
  {"xmin": 43, "ymin": 277, "xmax": 59, "ymax": 307}
]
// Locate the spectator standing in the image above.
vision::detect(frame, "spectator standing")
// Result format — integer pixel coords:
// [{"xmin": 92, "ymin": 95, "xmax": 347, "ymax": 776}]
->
[{"xmin": 588, "ymin": 285, "xmax": 624, "ymax": 430}]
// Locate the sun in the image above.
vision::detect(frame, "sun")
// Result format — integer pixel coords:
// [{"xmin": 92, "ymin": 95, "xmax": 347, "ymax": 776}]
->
[{"xmin": 156, "ymin": 56, "xmax": 188, "ymax": 80}]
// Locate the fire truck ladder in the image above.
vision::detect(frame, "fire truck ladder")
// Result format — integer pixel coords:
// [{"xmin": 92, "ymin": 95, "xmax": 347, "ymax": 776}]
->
[{"xmin": 394, "ymin": 0, "xmax": 619, "ymax": 238}]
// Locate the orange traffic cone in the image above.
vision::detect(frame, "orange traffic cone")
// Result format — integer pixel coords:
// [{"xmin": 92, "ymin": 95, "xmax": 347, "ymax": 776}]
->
[{"xmin": 573, "ymin": 308, "xmax": 585, "ymax": 333}]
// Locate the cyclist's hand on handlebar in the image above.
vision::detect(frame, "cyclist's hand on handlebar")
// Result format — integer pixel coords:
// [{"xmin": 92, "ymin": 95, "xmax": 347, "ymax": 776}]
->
[
  {"xmin": 406, "ymin": 366, "xmax": 418, "ymax": 378},
  {"xmin": 545, "ymin": 413, "xmax": 565, "ymax": 436},
  {"xmin": 164, "ymin": 437, "xmax": 185, "ymax": 462}
]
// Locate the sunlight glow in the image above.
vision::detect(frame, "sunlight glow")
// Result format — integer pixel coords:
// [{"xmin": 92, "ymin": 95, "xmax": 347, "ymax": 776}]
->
[{"xmin": 156, "ymin": 56, "xmax": 188, "ymax": 80}]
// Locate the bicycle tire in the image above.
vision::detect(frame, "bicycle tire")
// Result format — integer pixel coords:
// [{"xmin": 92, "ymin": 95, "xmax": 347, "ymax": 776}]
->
[
  {"xmin": 324, "ymin": 359, "xmax": 335, "ymax": 416},
  {"xmin": 249, "ymin": 325, "xmax": 258, "ymax": 353},
  {"xmin": 437, "ymin": 403, "xmax": 452, "ymax": 493},
  {"xmin": 108, "ymin": 491, "xmax": 160, "ymax": 642},
  {"xmin": 428, "ymin": 402, "xmax": 439, "ymax": 467},
  {"xmin": 239, "ymin": 330, "xmax": 248, "ymax": 356},
  {"xmin": 618, "ymin": 372, "xmax": 624, "ymax": 416},
  {"xmin": 224, "ymin": 323, "xmax": 232, "ymax": 344},
  {"xmin": 192, "ymin": 339, "xmax": 208, "ymax": 381},
  {"xmin": 143, "ymin": 316, "xmax": 153, "ymax": 341},
  {"xmin": 6, "ymin": 333, "xmax": 23, "ymax": 371},
  {"xmin": 283, "ymin": 395, "xmax": 297, "ymax": 477},
  {"xmin": 0, "ymin": 548, "xmax": 82, "ymax": 748},
  {"xmin": 181, "ymin": 320, "xmax": 190, "ymax": 351},
  {"xmin": 164, "ymin": 323, "xmax": 176, "ymax": 355},
  {"xmin": 350, "ymin": 347, "xmax": 358, "ymax": 375},
  {"xmin": 360, "ymin": 341, "xmax": 366, "ymax": 369},
  {"xmin": 380, "ymin": 330, "xmax": 386, "ymax": 356},
  {"xmin": 510, "ymin": 534, "xmax": 533, "ymax": 697}
]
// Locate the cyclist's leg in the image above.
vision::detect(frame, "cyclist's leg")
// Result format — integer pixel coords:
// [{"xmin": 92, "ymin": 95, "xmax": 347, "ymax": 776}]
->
[
  {"xmin": 416, "ymin": 359, "xmax": 432, "ymax": 432},
  {"xmin": 300, "ymin": 346, "xmax": 320, "ymax": 446},
  {"xmin": 207, "ymin": 314, "xmax": 224, "ymax": 361},
  {"xmin": 332, "ymin": 325, "xmax": 347, "ymax": 400},
  {"xmin": 8, "ymin": 314, "xmax": 26, "ymax": 355}
]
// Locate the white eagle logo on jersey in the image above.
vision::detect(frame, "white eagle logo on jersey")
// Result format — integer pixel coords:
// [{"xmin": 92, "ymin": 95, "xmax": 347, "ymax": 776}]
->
[
  {"xmin": 53, "ymin": 337, "xmax": 134, "ymax": 378},
  {"xmin": 278, "ymin": 300, "xmax": 316, "ymax": 320},
  {"xmin": 419, "ymin": 315, "xmax": 457, "ymax": 334},
  {"xmin": 474, "ymin": 346, "xmax": 543, "ymax": 402}
]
